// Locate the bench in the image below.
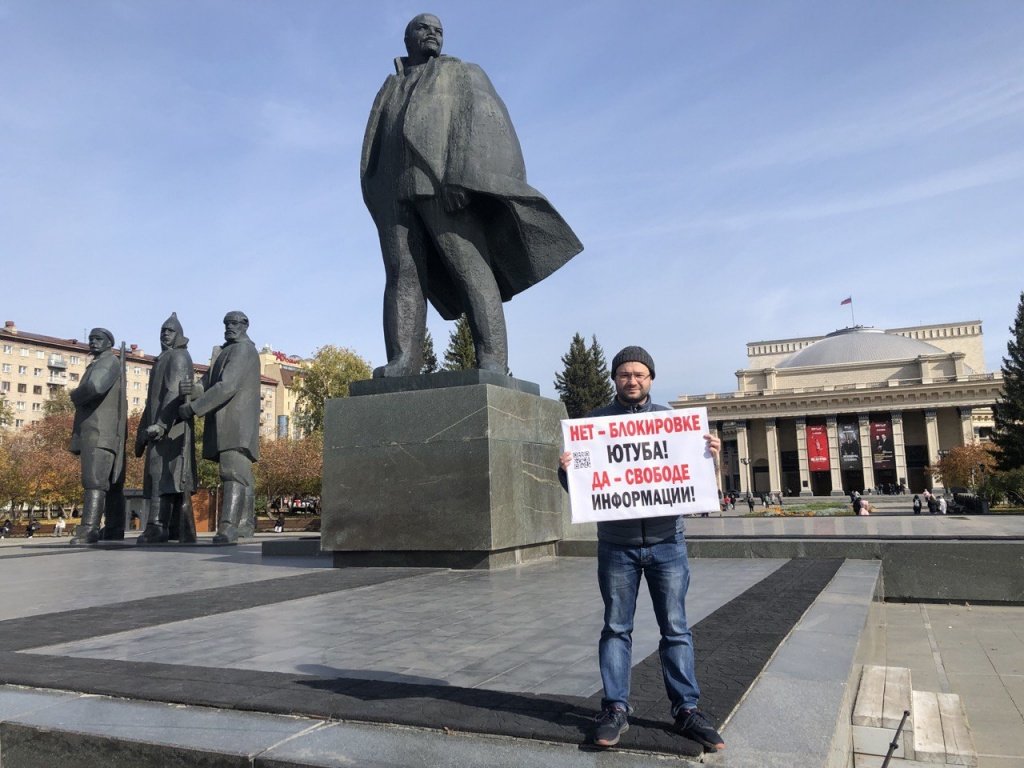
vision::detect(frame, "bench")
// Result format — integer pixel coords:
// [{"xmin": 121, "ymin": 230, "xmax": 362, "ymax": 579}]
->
[
  {"xmin": 254, "ymin": 518, "xmax": 320, "ymax": 533},
  {"xmin": 2, "ymin": 521, "xmax": 66, "ymax": 537}
]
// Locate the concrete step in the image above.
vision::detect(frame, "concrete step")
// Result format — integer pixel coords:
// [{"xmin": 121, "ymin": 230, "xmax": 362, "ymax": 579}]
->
[
  {"xmin": 912, "ymin": 690, "xmax": 977, "ymax": 767},
  {"xmin": 0, "ymin": 686, "xmax": 695, "ymax": 768},
  {"xmin": 853, "ymin": 664, "xmax": 914, "ymax": 760},
  {"xmin": 851, "ymin": 665, "xmax": 977, "ymax": 767},
  {"xmin": 712, "ymin": 560, "xmax": 883, "ymax": 767}
]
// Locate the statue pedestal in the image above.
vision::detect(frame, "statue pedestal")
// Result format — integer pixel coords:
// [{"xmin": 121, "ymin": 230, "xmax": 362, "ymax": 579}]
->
[{"xmin": 321, "ymin": 378, "xmax": 568, "ymax": 569}]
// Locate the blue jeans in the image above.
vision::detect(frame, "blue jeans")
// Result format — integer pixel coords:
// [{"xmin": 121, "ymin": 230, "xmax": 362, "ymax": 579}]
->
[{"xmin": 597, "ymin": 539, "xmax": 699, "ymax": 716}]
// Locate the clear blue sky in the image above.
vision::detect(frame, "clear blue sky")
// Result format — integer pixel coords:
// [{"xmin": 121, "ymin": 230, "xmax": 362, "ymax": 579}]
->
[{"xmin": 2, "ymin": 1, "xmax": 1022, "ymax": 400}]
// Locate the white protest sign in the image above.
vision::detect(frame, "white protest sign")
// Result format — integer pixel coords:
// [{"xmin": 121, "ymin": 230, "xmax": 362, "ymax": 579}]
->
[{"xmin": 561, "ymin": 407, "xmax": 719, "ymax": 524}]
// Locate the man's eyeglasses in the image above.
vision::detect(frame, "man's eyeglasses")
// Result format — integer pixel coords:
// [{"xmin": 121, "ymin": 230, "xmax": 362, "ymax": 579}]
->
[{"xmin": 615, "ymin": 372, "xmax": 650, "ymax": 382}]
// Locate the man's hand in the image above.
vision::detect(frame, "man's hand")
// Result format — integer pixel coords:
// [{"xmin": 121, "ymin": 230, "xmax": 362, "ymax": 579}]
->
[
  {"xmin": 179, "ymin": 379, "xmax": 194, "ymax": 397},
  {"xmin": 704, "ymin": 434, "xmax": 721, "ymax": 461},
  {"xmin": 145, "ymin": 424, "xmax": 166, "ymax": 441},
  {"xmin": 442, "ymin": 184, "xmax": 470, "ymax": 213},
  {"xmin": 178, "ymin": 402, "xmax": 195, "ymax": 420},
  {"xmin": 559, "ymin": 450, "xmax": 572, "ymax": 472}
]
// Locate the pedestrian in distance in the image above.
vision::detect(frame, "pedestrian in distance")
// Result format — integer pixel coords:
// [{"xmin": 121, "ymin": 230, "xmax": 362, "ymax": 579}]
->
[{"xmin": 912, "ymin": 494, "xmax": 922, "ymax": 515}]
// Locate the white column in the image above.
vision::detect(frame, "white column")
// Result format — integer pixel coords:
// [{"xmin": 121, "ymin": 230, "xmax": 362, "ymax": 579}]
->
[
  {"xmin": 826, "ymin": 415, "xmax": 844, "ymax": 496},
  {"xmin": 858, "ymin": 414, "xmax": 876, "ymax": 492},
  {"xmin": 795, "ymin": 416, "xmax": 812, "ymax": 496},
  {"xmin": 736, "ymin": 422, "xmax": 751, "ymax": 495},
  {"xmin": 765, "ymin": 418, "xmax": 781, "ymax": 495},
  {"xmin": 891, "ymin": 411, "xmax": 909, "ymax": 492},
  {"xmin": 959, "ymin": 407, "xmax": 975, "ymax": 445},
  {"xmin": 925, "ymin": 409, "xmax": 944, "ymax": 493}
]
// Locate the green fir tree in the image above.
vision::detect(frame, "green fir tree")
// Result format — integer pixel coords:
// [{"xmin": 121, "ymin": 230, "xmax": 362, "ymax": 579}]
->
[
  {"xmin": 554, "ymin": 333, "xmax": 615, "ymax": 418},
  {"xmin": 421, "ymin": 329, "xmax": 439, "ymax": 374},
  {"xmin": 993, "ymin": 290, "xmax": 1024, "ymax": 470},
  {"xmin": 442, "ymin": 315, "xmax": 477, "ymax": 371},
  {"xmin": 588, "ymin": 335, "xmax": 615, "ymax": 404}
]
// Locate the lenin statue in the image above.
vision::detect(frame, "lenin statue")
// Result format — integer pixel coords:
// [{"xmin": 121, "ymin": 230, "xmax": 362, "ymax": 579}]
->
[{"xmin": 361, "ymin": 13, "xmax": 583, "ymax": 377}]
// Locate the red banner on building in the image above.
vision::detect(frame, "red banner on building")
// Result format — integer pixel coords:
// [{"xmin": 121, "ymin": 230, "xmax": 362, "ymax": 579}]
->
[{"xmin": 806, "ymin": 424, "xmax": 830, "ymax": 471}]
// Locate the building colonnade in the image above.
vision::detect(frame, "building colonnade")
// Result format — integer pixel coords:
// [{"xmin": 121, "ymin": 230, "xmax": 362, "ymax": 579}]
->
[{"xmin": 717, "ymin": 406, "xmax": 978, "ymax": 497}]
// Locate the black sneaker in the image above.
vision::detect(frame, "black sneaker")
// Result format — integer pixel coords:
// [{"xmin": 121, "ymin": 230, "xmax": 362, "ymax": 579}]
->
[
  {"xmin": 676, "ymin": 708, "xmax": 725, "ymax": 751},
  {"xmin": 592, "ymin": 706, "xmax": 629, "ymax": 747}
]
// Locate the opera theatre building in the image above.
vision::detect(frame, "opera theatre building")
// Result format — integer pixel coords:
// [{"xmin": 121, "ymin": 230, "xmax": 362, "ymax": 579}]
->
[{"xmin": 670, "ymin": 321, "xmax": 1003, "ymax": 498}]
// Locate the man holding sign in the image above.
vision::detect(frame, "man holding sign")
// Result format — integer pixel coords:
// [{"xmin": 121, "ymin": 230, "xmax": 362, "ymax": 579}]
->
[{"xmin": 559, "ymin": 346, "xmax": 724, "ymax": 752}]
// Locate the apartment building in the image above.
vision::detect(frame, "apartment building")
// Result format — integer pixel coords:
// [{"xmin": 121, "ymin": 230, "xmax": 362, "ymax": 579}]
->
[
  {"xmin": 1, "ymin": 320, "xmax": 279, "ymax": 439},
  {"xmin": 258, "ymin": 347, "xmax": 306, "ymax": 440}
]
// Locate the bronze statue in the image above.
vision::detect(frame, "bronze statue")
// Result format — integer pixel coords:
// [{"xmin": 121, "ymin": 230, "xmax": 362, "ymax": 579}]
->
[
  {"xmin": 179, "ymin": 311, "xmax": 260, "ymax": 544},
  {"xmin": 361, "ymin": 13, "xmax": 582, "ymax": 377},
  {"xmin": 135, "ymin": 312, "xmax": 197, "ymax": 545},
  {"xmin": 69, "ymin": 328, "xmax": 126, "ymax": 545}
]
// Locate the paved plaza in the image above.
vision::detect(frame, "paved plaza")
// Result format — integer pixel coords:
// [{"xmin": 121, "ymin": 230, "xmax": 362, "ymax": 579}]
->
[{"xmin": 0, "ymin": 516, "xmax": 1021, "ymax": 766}]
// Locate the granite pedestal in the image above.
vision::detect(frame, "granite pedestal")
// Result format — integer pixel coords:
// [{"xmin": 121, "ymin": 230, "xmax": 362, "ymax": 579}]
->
[{"xmin": 321, "ymin": 376, "xmax": 568, "ymax": 569}]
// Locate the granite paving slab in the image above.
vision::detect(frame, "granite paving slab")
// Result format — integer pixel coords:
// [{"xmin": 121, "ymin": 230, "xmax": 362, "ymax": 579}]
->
[{"xmin": 0, "ymin": 552, "xmax": 843, "ymax": 758}]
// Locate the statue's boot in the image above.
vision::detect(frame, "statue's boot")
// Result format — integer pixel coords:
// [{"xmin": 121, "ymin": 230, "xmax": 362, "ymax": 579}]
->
[
  {"xmin": 177, "ymin": 494, "xmax": 198, "ymax": 544},
  {"xmin": 137, "ymin": 497, "xmax": 171, "ymax": 545},
  {"xmin": 476, "ymin": 354, "xmax": 507, "ymax": 374},
  {"xmin": 373, "ymin": 359, "xmax": 420, "ymax": 378},
  {"xmin": 70, "ymin": 489, "xmax": 104, "ymax": 546},
  {"xmin": 212, "ymin": 481, "xmax": 244, "ymax": 545},
  {"xmin": 168, "ymin": 497, "xmax": 180, "ymax": 541},
  {"xmin": 236, "ymin": 486, "xmax": 256, "ymax": 538},
  {"xmin": 99, "ymin": 490, "xmax": 125, "ymax": 540}
]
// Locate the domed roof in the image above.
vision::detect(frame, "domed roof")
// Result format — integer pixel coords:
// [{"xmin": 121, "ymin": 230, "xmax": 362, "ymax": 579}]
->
[{"xmin": 777, "ymin": 326, "xmax": 947, "ymax": 368}]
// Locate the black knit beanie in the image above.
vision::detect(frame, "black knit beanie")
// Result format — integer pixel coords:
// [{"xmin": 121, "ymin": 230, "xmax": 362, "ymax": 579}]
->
[{"xmin": 611, "ymin": 346, "xmax": 655, "ymax": 379}]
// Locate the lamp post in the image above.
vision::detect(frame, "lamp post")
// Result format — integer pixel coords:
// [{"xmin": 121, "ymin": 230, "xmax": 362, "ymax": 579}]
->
[
  {"xmin": 740, "ymin": 457, "xmax": 752, "ymax": 496},
  {"xmin": 976, "ymin": 463, "xmax": 989, "ymax": 513},
  {"xmin": 934, "ymin": 449, "xmax": 949, "ymax": 495}
]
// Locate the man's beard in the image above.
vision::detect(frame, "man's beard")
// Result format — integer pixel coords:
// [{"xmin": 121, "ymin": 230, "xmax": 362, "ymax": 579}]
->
[{"xmin": 618, "ymin": 389, "xmax": 649, "ymax": 405}]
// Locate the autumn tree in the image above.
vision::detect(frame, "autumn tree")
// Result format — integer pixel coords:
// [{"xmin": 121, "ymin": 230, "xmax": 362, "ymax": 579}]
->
[
  {"xmin": 293, "ymin": 345, "xmax": 373, "ymax": 434},
  {"xmin": 0, "ymin": 436, "xmax": 21, "ymax": 511},
  {"xmin": 255, "ymin": 433, "xmax": 323, "ymax": 510},
  {"xmin": 0, "ymin": 394, "xmax": 12, "ymax": 428},
  {"xmin": 44, "ymin": 387, "xmax": 75, "ymax": 415},
  {"xmin": 442, "ymin": 315, "xmax": 477, "ymax": 371},
  {"xmin": 992, "ymin": 290, "xmax": 1024, "ymax": 470},
  {"xmin": 123, "ymin": 411, "xmax": 145, "ymax": 491},
  {"xmin": 932, "ymin": 443, "xmax": 998, "ymax": 493},
  {"xmin": 554, "ymin": 333, "xmax": 615, "ymax": 418},
  {"xmin": 11, "ymin": 412, "xmax": 80, "ymax": 516},
  {"xmin": 0, "ymin": 409, "xmax": 145, "ymax": 516}
]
